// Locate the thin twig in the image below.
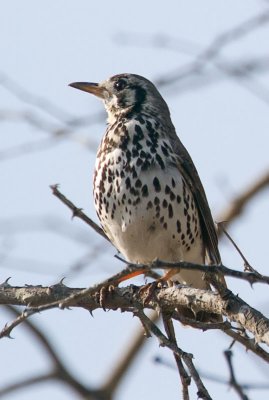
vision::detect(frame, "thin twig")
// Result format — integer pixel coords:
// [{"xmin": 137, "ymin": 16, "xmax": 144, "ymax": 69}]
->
[
  {"xmin": 224, "ymin": 350, "xmax": 249, "ymax": 400},
  {"xmin": 0, "ymin": 372, "xmax": 56, "ymax": 397},
  {"xmin": 162, "ymin": 314, "xmax": 190, "ymax": 400},
  {"xmin": 156, "ymin": 10, "xmax": 269, "ymax": 87},
  {"xmin": 50, "ymin": 184, "xmax": 108, "ymax": 241},
  {"xmin": 218, "ymin": 223, "xmax": 260, "ymax": 274},
  {"xmin": 136, "ymin": 309, "xmax": 212, "ymax": 400}
]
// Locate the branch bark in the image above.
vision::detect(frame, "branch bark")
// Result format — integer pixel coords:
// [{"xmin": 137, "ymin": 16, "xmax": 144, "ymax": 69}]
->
[{"xmin": 1, "ymin": 282, "xmax": 269, "ymax": 363}]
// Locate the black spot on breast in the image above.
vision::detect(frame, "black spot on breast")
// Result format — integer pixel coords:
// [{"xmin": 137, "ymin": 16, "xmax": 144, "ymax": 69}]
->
[
  {"xmin": 135, "ymin": 179, "xmax": 142, "ymax": 188},
  {"xmin": 165, "ymin": 185, "xmax": 170, "ymax": 195},
  {"xmin": 132, "ymin": 148, "xmax": 139, "ymax": 157},
  {"xmin": 119, "ymin": 132, "xmax": 130, "ymax": 150},
  {"xmin": 140, "ymin": 150, "xmax": 146, "ymax": 158},
  {"xmin": 156, "ymin": 153, "xmax": 165, "ymax": 169},
  {"xmin": 130, "ymin": 187, "xmax": 139, "ymax": 196},
  {"xmin": 141, "ymin": 160, "xmax": 151, "ymax": 171},
  {"xmin": 125, "ymin": 177, "xmax": 131, "ymax": 189},
  {"xmin": 163, "ymin": 199, "xmax": 168, "ymax": 208},
  {"xmin": 136, "ymin": 158, "xmax": 143, "ymax": 167},
  {"xmin": 142, "ymin": 185, "xmax": 149, "ymax": 197},
  {"xmin": 132, "ymin": 168, "xmax": 138, "ymax": 179},
  {"xmin": 168, "ymin": 204, "xmax": 173, "ymax": 218},
  {"xmin": 133, "ymin": 124, "xmax": 144, "ymax": 145},
  {"xmin": 153, "ymin": 177, "xmax": 161, "ymax": 192},
  {"xmin": 170, "ymin": 191, "xmax": 176, "ymax": 201},
  {"xmin": 147, "ymin": 201, "xmax": 153, "ymax": 209},
  {"xmin": 125, "ymin": 150, "xmax": 131, "ymax": 163},
  {"xmin": 154, "ymin": 197, "xmax": 160, "ymax": 205},
  {"xmin": 161, "ymin": 145, "xmax": 169, "ymax": 156},
  {"xmin": 133, "ymin": 197, "xmax": 141, "ymax": 206}
]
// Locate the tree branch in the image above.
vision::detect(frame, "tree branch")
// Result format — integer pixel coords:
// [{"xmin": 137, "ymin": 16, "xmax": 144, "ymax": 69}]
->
[
  {"xmin": 1, "ymin": 281, "xmax": 269, "ymax": 362},
  {"xmin": 136, "ymin": 310, "xmax": 212, "ymax": 399}
]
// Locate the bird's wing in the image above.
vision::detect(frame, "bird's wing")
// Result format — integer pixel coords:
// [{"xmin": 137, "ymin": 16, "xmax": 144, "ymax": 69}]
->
[{"xmin": 168, "ymin": 130, "xmax": 221, "ymax": 265}]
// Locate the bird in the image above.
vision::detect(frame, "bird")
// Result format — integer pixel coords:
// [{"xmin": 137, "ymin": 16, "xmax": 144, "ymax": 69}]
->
[{"xmin": 69, "ymin": 73, "xmax": 225, "ymax": 321}]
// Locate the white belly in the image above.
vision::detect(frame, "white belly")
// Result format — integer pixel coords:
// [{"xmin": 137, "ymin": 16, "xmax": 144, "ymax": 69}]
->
[{"xmin": 94, "ymin": 161, "xmax": 206, "ymax": 289}]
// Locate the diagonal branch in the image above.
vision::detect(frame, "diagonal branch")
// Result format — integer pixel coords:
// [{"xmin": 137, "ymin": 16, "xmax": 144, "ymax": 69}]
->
[
  {"xmin": 136, "ymin": 309, "xmax": 212, "ymax": 400},
  {"xmin": 224, "ymin": 350, "xmax": 249, "ymax": 400},
  {"xmin": 50, "ymin": 184, "xmax": 108, "ymax": 241}
]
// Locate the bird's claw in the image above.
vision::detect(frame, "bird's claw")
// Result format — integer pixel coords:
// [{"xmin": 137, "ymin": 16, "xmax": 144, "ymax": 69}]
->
[
  {"xmin": 98, "ymin": 284, "xmax": 115, "ymax": 310},
  {"xmin": 138, "ymin": 279, "xmax": 166, "ymax": 305}
]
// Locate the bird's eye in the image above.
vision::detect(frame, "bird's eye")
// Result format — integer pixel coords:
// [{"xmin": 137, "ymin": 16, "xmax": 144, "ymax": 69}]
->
[{"xmin": 114, "ymin": 79, "xmax": 126, "ymax": 91}]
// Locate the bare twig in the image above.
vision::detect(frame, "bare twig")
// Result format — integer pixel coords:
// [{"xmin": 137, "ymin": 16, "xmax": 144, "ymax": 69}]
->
[
  {"xmin": 224, "ymin": 350, "xmax": 249, "ymax": 400},
  {"xmin": 156, "ymin": 10, "xmax": 269, "ymax": 87},
  {"xmin": 0, "ymin": 72, "xmax": 72, "ymax": 122},
  {"xmin": 0, "ymin": 372, "xmax": 56, "ymax": 397},
  {"xmin": 218, "ymin": 223, "xmax": 260, "ymax": 274},
  {"xmin": 50, "ymin": 184, "xmax": 108, "ymax": 241},
  {"xmin": 162, "ymin": 314, "xmax": 190, "ymax": 399},
  {"xmin": 117, "ymin": 31, "xmax": 269, "ymax": 105},
  {"xmin": 136, "ymin": 309, "xmax": 212, "ymax": 399}
]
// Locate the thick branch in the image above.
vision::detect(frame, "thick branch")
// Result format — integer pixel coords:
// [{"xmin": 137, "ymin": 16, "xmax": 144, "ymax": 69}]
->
[{"xmin": 1, "ymin": 282, "xmax": 269, "ymax": 359}]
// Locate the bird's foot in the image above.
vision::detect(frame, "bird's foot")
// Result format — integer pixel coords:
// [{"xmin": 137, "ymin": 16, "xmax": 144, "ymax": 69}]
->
[
  {"xmin": 139, "ymin": 278, "xmax": 167, "ymax": 305},
  {"xmin": 98, "ymin": 284, "xmax": 115, "ymax": 310}
]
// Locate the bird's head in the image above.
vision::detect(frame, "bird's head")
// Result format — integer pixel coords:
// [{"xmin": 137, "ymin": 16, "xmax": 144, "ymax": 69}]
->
[{"xmin": 69, "ymin": 73, "xmax": 170, "ymax": 124}]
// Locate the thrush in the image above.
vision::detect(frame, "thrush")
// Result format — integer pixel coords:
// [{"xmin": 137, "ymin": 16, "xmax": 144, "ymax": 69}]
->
[{"xmin": 69, "ymin": 73, "xmax": 225, "ymax": 321}]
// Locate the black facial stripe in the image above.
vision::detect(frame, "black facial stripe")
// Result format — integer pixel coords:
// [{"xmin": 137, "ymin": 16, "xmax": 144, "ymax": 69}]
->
[
  {"xmin": 134, "ymin": 85, "xmax": 146, "ymax": 106},
  {"xmin": 126, "ymin": 85, "xmax": 146, "ymax": 115}
]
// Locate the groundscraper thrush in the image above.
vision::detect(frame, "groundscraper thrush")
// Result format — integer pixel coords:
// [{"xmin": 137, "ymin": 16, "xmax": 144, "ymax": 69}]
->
[{"xmin": 70, "ymin": 73, "xmax": 225, "ymax": 321}]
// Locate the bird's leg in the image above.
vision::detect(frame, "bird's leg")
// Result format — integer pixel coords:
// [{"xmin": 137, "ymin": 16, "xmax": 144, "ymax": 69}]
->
[
  {"xmin": 116, "ymin": 268, "xmax": 148, "ymax": 283},
  {"xmin": 138, "ymin": 267, "xmax": 180, "ymax": 305}
]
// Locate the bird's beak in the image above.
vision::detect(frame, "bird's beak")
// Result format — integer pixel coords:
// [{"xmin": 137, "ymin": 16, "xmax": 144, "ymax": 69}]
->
[{"xmin": 69, "ymin": 82, "xmax": 106, "ymax": 99}]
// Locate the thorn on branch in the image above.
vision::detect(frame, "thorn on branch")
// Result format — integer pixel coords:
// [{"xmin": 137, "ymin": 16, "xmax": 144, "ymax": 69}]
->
[
  {"xmin": 0, "ymin": 277, "xmax": 12, "ymax": 288},
  {"xmin": 72, "ymin": 207, "xmax": 84, "ymax": 220}
]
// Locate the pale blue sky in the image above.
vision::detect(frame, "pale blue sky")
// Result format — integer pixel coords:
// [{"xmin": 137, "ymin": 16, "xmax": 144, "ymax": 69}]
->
[{"xmin": 1, "ymin": 1, "xmax": 269, "ymax": 399}]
